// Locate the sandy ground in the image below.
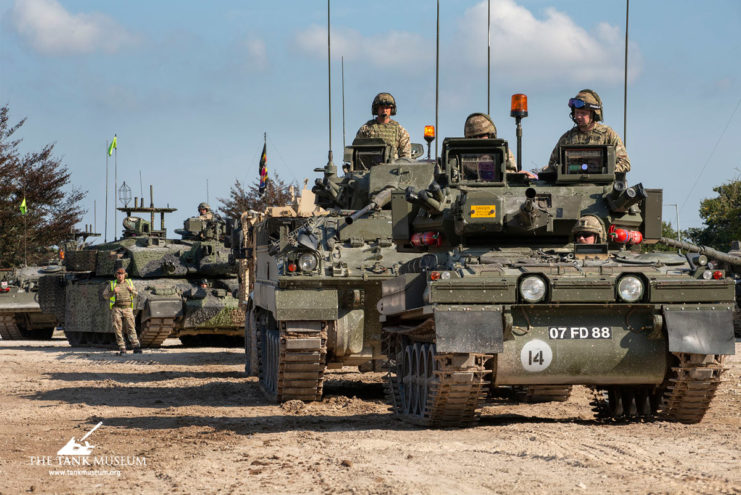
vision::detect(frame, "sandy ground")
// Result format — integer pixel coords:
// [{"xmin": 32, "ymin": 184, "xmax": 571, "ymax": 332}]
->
[{"xmin": 0, "ymin": 332, "xmax": 739, "ymax": 495}]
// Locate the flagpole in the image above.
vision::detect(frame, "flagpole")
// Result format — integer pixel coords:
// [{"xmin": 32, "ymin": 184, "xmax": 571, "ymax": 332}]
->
[
  {"xmin": 23, "ymin": 187, "xmax": 27, "ymax": 267},
  {"xmin": 114, "ymin": 140, "xmax": 118, "ymax": 241},
  {"xmin": 105, "ymin": 141, "xmax": 109, "ymax": 243}
]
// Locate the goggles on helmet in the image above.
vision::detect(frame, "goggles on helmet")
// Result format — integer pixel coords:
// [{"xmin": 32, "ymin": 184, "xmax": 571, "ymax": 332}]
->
[{"xmin": 568, "ymin": 98, "xmax": 600, "ymax": 110}]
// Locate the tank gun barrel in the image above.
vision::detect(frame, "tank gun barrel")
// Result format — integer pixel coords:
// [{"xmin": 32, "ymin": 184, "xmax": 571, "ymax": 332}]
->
[
  {"xmin": 659, "ymin": 237, "xmax": 741, "ymax": 266},
  {"xmin": 345, "ymin": 188, "xmax": 393, "ymax": 225}
]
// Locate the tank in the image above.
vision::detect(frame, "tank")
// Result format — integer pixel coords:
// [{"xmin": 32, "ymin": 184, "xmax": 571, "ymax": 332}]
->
[
  {"xmin": 236, "ymin": 139, "xmax": 429, "ymax": 401},
  {"xmin": 39, "ymin": 191, "xmax": 244, "ymax": 348},
  {"xmin": 377, "ymin": 137, "xmax": 736, "ymax": 426},
  {"xmin": 0, "ymin": 265, "xmax": 61, "ymax": 339},
  {"xmin": 0, "ymin": 229, "xmax": 100, "ymax": 340},
  {"xmin": 657, "ymin": 237, "xmax": 741, "ymax": 338}
]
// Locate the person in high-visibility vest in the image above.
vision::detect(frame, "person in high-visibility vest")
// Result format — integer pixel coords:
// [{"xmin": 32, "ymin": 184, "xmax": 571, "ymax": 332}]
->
[{"xmin": 102, "ymin": 267, "xmax": 142, "ymax": 355}]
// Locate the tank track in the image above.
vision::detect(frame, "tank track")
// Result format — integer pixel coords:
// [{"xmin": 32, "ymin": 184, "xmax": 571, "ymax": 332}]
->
[
  {"xmin": 591, "ymin": 353, "xmax": 727, "ymax": 423},
  {"xmin": 0, "ymin": 313, "xmax": 23, "ymax": 340},
  {"xmin": 138, "ymin": 317, "xmax": 175, "ymax": 348},
  {"xmin": 514, "ymin": 385, "xmax": 573, "ymax": 403},
  {"xmin": 384, "ymin": 333, "xmax": 491, "ymax": 427},
  {"xmin": 661, "ymin": 353, "xmax": 726, "ymax": 424},
  {"xmin": 257, "ymin": 321, "xmax": 327, "ymax": 402}
]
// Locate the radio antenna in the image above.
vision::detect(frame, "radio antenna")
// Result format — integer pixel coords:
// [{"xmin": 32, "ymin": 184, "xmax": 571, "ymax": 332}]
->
[
  {"xmin": 487, "ymin": 0, "xmax": 491, "ymax": 115},
  {"xmin": 623, "ymin": 0, "xmax": 629, "ymax": 146},
  {"xmin": 435, "ymin": 0, "xmax": 440, "ymax": 161},
  {"xmin": 326, "ymin": 0, "xmax": 333, "ymax": 165}
]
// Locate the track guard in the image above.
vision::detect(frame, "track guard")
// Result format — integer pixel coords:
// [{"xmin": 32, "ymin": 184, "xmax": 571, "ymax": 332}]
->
[{"xmin": 663, "ymin": 306, "xmax": 735, "ymax": 355}]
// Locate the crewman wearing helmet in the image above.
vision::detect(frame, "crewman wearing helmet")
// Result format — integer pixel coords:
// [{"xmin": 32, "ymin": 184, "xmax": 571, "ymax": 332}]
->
[
  {"xmin": 355, "ymin": 92, "xmax": 411, "ymax": 160},
  {"xmin": 464, "ymin": 113, "xmax": 537, "ymax": 179},
  {"xmin": 546, "ymin": 89, "xmax": 630, "ymax": 173},
  {"xmin": 572, "ymin": 215, "xmax": 606, "ymax": 244},
  {"xmin": 197, "ymin": 202, "xmax": 214, "ymax": 221}
]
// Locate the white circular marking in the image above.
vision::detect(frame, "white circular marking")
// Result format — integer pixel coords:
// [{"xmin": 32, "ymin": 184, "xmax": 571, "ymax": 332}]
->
[{"xmin": 520, "ymin": 339, "xmax": 553, "ymax": 372}]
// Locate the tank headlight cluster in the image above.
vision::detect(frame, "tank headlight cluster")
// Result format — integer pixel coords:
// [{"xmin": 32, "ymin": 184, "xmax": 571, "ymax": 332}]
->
[
  {"xmin": 299, "ymin": 252, "xmax": 318, "ymax": 272},
  {"xmin": 617, "ymin": 275, "xmax": 644, "ymax": 302},
  {"xmin": 519, "ymin": 275, "xmax": 547, "ymax": 303}
]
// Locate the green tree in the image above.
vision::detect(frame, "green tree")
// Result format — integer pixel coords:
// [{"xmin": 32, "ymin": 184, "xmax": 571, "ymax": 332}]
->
[
  {"xmin": 686, "ymin": 180, "xmax": 741, "ymax": 251},
  {"xmin": 217, "ymin": 172, "xmax": 296, "ymax": 220},
  {"xmin": 0, "ymin": 105, "xmax": 86, "ymax": 268},
  {"xmin": 644, "ymin": 221, "xmax": 682, "ymax": 252}
]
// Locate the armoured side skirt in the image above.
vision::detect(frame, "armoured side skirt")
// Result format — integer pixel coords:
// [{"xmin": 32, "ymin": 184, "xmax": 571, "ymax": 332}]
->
[
  {"xmin": 434, "ymin": 306, "xmax": 504, "ymax": 353},
  {"xmin": 143, "ymin": 298, "xmax": 182, "ymax": 320},
  {"xmin": 256, "ymin": 285, "xmax": 339, "ymax": 321},
  {"xmin": 663, "ymin": 305, "xmax": 735, "ymax": 355}
]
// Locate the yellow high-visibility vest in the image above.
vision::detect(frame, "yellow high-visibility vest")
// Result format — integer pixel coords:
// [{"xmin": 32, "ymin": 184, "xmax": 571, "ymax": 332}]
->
[{"xmin": 109, "ymin": 279, "xmax": 135, "ymax": 309}]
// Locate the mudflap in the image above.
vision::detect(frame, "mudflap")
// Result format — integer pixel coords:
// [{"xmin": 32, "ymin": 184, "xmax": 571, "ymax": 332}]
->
[
  {"xmin": 663, "ymin": 305, "xmax": 735, "ymax": 355},
  {"xmin": 143, "ymin": 297, "xmax": 182, "ymax": 321},
  {"xmin": 434, "ymin": 306, "xmax": 503, "ymax": 354}
]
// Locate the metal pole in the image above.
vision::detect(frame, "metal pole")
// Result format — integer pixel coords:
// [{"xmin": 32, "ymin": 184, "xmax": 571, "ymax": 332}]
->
[
  {"xmin": 23, "ymin": 185, "xmax": 27, "ymax": 267},
  {"xmin": 114, "ymin": 143, "xmax": 118, "ymax": 241},
  {"xmin": 623, "ymin": 0, "xmax": 629, "ymax": 145},
  {"xmin": 435, "ymin": 0, "xmax": 439, "ymax": 161},
  {"xmin": 664, "ymin": 203, "xmax": 681, "ymax": 245},
  {"xmin": 487, "ymin": 0, "xmax": 491, "ymax": 115},
  {"xmin": 342, "ymin": 56, "xmax": 346, "ymax": 150},
  {"xmin": 104, "ymin": 141, "xmax": 108, "ymax": 243},
  {"xmin": 327, "ymin": 0, "xmax": 333, "ymax": 162},
  {"xmin": 94, "ymin": 199, "xmax": 97, "ymax": 234}
]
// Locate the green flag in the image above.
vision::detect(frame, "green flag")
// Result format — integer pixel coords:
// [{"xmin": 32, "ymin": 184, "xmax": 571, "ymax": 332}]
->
[
  {"xmin": 107, "ymin": 135, "xmax": 117, "ymax": 156},
  {"xmin": 19, "ymin": 197, "xmax": 27, "ymax": 215}
]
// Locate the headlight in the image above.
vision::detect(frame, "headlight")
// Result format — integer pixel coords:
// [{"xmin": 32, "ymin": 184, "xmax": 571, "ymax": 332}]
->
[
  {"xmin": 519, "ymin": 276, "xmax": 546, "ymax": 303},
  {"xmin": 299, "ymin": 253, "xmax": 318, "ymax": 272},
  {"xmin": 617, "ymin": 275, "xmax": 643, "ymax": 302}
]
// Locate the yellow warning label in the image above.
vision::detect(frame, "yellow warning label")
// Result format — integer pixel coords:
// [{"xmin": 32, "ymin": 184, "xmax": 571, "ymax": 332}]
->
[{"xmin": 470, "ymin": 205, "xmax": 496, "ymax": 218}]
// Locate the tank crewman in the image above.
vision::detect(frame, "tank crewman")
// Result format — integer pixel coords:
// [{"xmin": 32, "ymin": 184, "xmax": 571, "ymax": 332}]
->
[
  {"xmin": 102, "ymin": 267, "xmax": 142, "ymax": 355},
  {"xmin": 572, "ymin": 215, "xmax": 606, "ymax": 244},
  {"xmin": 355, "ymin": 92, "xmax": 411, "ymax": 160},
  {"xmin": 198, "ymin": 202, "xmax": 214, "ymax": 221},
  {"xmin": 546, "ymin": 89, "xmax": 630, "ymax": 173},
  {"xmin": 464, "ymin": 113, "xmax": 537, "ymax": 179}
]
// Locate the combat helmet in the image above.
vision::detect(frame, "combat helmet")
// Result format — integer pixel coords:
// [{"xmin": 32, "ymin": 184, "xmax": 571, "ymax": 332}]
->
[
  {"xmin": 464, "ymin": 113, "xmax": 497, "ymax": 138},
  {"xmin": 198, "ymin": 202, "xmax": 211, "ymax": 212},
  {"xmin": 568, "ymin": 89, "xmax": 603, "ymax": 122},
  {"xmin": 571, "ymin": 215, "xmax": 606, "ymax": 243},
  {"xmin": 372, "ymin": 93, "xmax": 397, "ymax": 115}
]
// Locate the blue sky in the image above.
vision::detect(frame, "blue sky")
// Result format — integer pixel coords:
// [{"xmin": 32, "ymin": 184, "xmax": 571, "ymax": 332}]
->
[{"xmin": 1, "ymin": 0, "xmax": 740, "ymax": 241}]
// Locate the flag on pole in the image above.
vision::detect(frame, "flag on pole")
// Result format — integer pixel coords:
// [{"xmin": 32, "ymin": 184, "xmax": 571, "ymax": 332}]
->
[
  {"xmin": 19, "ymin": 197, "xmax": 27, "ymax": 215},
  {"xmin": 258, "ymin": 143, "xmax": 267, "ymax": 196},
  {"xmin": 107, "ymin": 135, "xmax": 118, "ymax": 156}
]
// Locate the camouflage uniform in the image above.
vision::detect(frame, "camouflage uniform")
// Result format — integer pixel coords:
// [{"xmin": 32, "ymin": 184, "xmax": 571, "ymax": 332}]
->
[
  {"xmin": 355, "ymin": 119, "xmax": 411, "ymax": 160},
  {"xmin": 198, "ymin": 202, "xmax": 214, "ymax": 221},
  {"xmin": 102, "ymin": 278, "xmax": 140, "ymax": 351},
  {"xmin": 547, "ymin": 123, "xmax": 631, "ymax": 173}
]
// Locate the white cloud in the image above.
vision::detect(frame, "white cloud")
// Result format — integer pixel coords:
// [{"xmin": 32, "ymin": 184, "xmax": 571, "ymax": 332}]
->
[
  {"xmin": 245, "ymin": 37, "xmax": 267, "ymax": 70},
  {"xmin": 293, "ymin": 1, "xmax": 641, "ymax": 87},
  {"xmin": 294, "ymin": 25, "xmax": 429, "ymax": 73},
  {"xmin": 11, "ymin": 0, "xmax": 137, "ymax": 55},
  {"xmin": 453, "ymin": 0, "xmax": 642, "ymax": 85}
]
